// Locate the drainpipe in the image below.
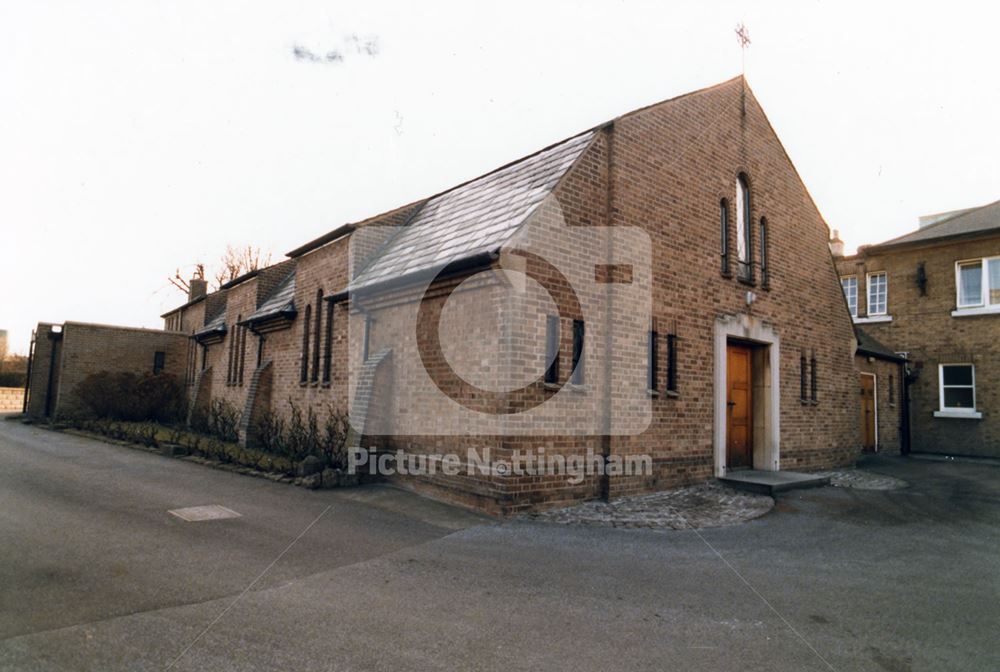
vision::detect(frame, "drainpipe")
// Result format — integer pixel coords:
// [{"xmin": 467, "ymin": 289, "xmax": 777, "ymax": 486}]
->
[
  {"xmin": 22, "ymin": 330, "xmax": 35, "ymax": 414},
  {"xmin": 600, "ymin": 122, "xmax": 616, "ymax": 501},
  {"xmin": 900, "ymin": 360, "xmax": 912, "ymax": 455}
]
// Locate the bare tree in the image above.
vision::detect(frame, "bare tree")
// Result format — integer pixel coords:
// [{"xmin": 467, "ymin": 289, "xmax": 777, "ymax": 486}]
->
[
  {"xmin": 166, "ymin": 244, "xmax": 270, "ymax": 297},
  {"xmin": 167, "ymin": 263, "xmax": 206, "ymax": 295},
  {"xmin": 213, "ymin": 246, "xmax": 271, "ymax": 287}
]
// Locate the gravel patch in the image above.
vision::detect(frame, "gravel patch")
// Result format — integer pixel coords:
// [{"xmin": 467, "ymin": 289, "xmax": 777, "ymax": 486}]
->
[
  {"xmin": 527, "ymin": 482, "xmax": 774, "ymax": 530},
  {"xmin": 814, "ymin": 468, "xmax": 907, "ymax": 490}
]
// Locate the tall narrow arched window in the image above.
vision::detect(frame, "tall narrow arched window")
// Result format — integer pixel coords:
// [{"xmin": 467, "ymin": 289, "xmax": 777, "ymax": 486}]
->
[
  {"xmin": 736, "ymin": 173, "xmax": 752, "ymax": 281},
  {"xmin": 759, "ymin": 217, "xmax": 769, "ymax": 288},
  {"xmin": 300, "ymin": 304, "xmax": 311, "ymax": 384},
  {"xmin": 311, "ymin": 289, "xmax": 322, "ymax": 382},
  {"xmin": 720, "ymin": 199, "xmax": 730, "ymax": 276}
]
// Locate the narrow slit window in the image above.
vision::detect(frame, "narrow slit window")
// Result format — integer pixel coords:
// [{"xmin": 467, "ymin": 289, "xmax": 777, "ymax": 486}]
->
[
  {"xmin": 544, "ymin": 315, "xmax": 560, "ymax": 385},
  {"xmin": 810, "ymin": 351, "xmax": 818, "ymax": 402},
  {"xmin": 889, "ymin": 373, "xmax": 895, "ymax": 406},
  {"xmin": 571, "ymin": 319, "xmax": 585, "ymax": 385},
  {"xmin": 736, "ymin": 174, "xmax": 752, "ymax": 281},
  {"xmin": 311, "ymin": 289, "xmax": 322, "ymax": 382},
  {"xmin": 720, "ymin": 199, "xmax": 730, "ymax": 276},
  {"xmin": 226, "ymin": 324, "xmax": 235, "ymax": 385},
  {"xmin": 322, "ymin": 301, "xmax": 334, "ymax": 383},
  {"xmin": 362, "ymin": 315, "xmax": 372, "ymax": 362},
  {"xmin": 237, "ymin": 319, "xmax": 246, "ymax": 386},
  {"xmin": 666, "ymin": 334, "xmax": 678, "ymax": 393},
  {"xmin": 300, "ymin": 304, "xmax": 311, "ymax": 383},
  {"xmin": 647, "ymin": 330, "xmax": 658, "ymax": 392},
  {"xmin": 153, "ymin": 351, "xmax": 165, "ymax": 375},
  {"xmin": 759, "ymin": 217, "xmax": 769, "ymax": 287},
  {"xmin": 800, "ymin": 352, "xmax": 808, "ymax": 401}
]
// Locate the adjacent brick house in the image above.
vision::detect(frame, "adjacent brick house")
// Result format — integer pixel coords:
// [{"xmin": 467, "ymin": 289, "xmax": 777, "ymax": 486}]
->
[
  {"xmin": 160, "ymin": 76, "xmax": 861, "ymax": 513},
  {"xmin": 833, "ymin": 200, "xmax": 1000, "ymax": 458},
  {"xmin": 25, "ymin": 322, "xmax": 188, "ymax": 419}
]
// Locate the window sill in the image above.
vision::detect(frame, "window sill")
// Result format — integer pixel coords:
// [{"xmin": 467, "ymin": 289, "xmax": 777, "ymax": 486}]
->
[
  {"xmin": 933, "ymin": 410, "xmax": 982, "ymax": 419},
  {"xmin": 321, "ymin": 382, "xmax": 331, "ymax": 389},
  {"xmin": 800, "ymin": 399, "xmax": 819, "ymax": 406},
  {"xmin": 543, "ymin": 382, "xmax": 561, "ymax": 391},
  {"xmin": 854, "ymin": 315, "xmax": 892, "ymax": 324},
  {"xmin": 647, "ymin": 389, "xmax": 659, "ymax": 398},
  {"xmin": 566, "ymin": 382, "xmax": 588, "ymax": 393},
  {"xmin": 665, "ymin": 389, "xmax": 679, "ymax": 399},
  {"xmin": 951, "ymin": 306, "xmax": 1000, "ymax": 318}
]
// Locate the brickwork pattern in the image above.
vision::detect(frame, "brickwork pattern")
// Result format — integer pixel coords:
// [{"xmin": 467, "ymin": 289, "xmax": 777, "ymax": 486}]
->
[{"xmin": 836, "ymin": 233, "xmax": 1000, "ymax": 457}]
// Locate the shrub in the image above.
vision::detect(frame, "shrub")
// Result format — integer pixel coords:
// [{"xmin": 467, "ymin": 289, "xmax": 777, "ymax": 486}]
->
[
  {"xmin": 75, "ymin": 371, "xmax": 185, "ymax": 423},
  {"xmin": 322, "ymin": 405, "xmax": 350, "ymax": 469},
  {"xmin": 206, "ymin": 399, "xmax": 241, "ymax": 443},
  {"xmin": 0, "ymin": 371, "xmax": 25, "ymax": 388}
]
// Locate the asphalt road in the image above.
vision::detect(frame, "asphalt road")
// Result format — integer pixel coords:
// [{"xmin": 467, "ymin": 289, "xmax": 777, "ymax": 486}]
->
[{"xmin": 1, "ymin": 418, "xmax": 998, "ymax": 671}]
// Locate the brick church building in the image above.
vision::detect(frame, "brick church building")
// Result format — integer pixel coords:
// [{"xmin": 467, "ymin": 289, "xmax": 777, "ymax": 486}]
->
[{"xmin": 30, "ymin": 77, "xmax": 863, "ymax": 514}]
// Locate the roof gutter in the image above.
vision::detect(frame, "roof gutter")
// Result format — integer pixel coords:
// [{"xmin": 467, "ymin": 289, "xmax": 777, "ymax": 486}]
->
[{"xmin": 333, "ymin": 249, "xmax": 500, "ymax": 305}]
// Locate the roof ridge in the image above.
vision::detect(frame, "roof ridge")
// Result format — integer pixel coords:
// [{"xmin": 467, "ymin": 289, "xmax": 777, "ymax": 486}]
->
[
  {"xmin": 290, "ymin": 75, "xmax": 745, "ymax": 260},
  {"xmin": 874, "ymin": 198, "xmax": 1000, "ymax": 247}
]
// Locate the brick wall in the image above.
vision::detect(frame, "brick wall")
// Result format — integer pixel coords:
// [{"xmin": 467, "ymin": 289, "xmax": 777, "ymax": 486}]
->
[
  {"xmin": 50, "ymin": 322, "xmax": 189, "ymax": 419},
  {"xmin": 157, "ymin": 77, "xmax": 861, "ymax": 514},
  {"xmin": 836, "ymin": 233, "xmax": 1000, "ymax": 457},
  {"xmin": 0, "ymin": 387, "xmax": 24, "ymax": 412},
  {"xmin": 855, "ymin": 356, "xmax": 905, "ymax": 455}
]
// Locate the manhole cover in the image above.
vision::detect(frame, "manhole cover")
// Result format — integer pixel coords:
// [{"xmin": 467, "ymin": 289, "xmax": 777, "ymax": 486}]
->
[{"xmin": 168, "ymin": 505, "xmax": 242, "ymax": 522}]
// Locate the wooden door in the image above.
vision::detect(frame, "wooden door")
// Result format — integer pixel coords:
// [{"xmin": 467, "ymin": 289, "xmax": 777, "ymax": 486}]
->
[
  {"xmin": 860, "ymin": 374, "xmax": 876, "ymax": 451},
  {"xmin": 726, "ymin": 343, "xmax": 753, "ymax": 469}
]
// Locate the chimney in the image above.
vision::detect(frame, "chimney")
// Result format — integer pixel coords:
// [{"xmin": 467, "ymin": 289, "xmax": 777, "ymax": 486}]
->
[
  {"xmin": 188, "ymin": 277, "xmax": 208, "ymax": 302},
  {"xmin": 829, "ymin": 229, "xmax": 845, "ymax": 257}
]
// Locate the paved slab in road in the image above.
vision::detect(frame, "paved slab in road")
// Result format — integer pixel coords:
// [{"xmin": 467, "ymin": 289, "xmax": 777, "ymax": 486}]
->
[{"xmin": 1, "ymin": 419, "xmax": 998, "ymax": 671}]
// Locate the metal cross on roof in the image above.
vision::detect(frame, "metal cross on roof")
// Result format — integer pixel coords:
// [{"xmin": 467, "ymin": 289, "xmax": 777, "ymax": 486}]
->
[{"xmin": 735, "ymin": 22, "xmax": 751, "ymax": 50}]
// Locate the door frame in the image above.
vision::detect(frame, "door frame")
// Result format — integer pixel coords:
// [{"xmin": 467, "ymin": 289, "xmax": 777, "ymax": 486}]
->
[
  {"xmin": 859, "ymin": 371, "xmax": 878, "ymax": 451},
  {"xmin": 714, "ymin": 314, "xmax": 781, "ymax": 477}
]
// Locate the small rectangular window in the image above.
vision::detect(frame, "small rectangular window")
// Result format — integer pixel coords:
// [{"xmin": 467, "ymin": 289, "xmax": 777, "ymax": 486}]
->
[
  {"xmin": 956, "ymin": 258, "xmax": 1000, "ymax": 309},
  {"xmin": 841, "ymin": 276, "xmax": 858, "ymax": 318},
  {"xmin": 666, "ymin": 334, "xmax": 678, "ymax": 393},
  {"xmin": 571, "ymin": 320, "xmax": 585, "ymax": 385},
  {"xmin": 939, "ymin": 364, "xmax": 976, "ymax": 411},
  {"xmin": 544, "ymin": 315, "xmax": 560, "ymax": 385},
  {"xmin": 867, "ymin": 272, "xmax": 887, "ymax": 315},
  {"xmin": 647, "ymin": 330, "xmax": 658, "ymax": 392},
  {"xmin": 153, "ymin": 351, "xmax": 165, "ymax": 375},
  {"xmin": 888, "ymin": 373, "xmax": 896, "ymax": 407}
]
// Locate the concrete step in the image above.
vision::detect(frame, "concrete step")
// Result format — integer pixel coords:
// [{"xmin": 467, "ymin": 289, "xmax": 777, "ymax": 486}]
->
[{"xmin": 718, "ymin": 470, "xmax": 830, "ymax": 496}]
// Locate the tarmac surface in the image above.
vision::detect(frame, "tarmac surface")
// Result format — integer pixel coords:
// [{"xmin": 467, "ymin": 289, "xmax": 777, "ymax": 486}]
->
[{"xmin": 1, "ymin": 418, "xmax": 998, "ymax": 671}]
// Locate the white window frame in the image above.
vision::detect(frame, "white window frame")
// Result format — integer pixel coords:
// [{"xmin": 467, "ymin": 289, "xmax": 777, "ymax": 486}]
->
[
  {"xmin": 934, "ymin": 363, "xmax": 982, "ymax": 419},
  {"xmin": 867, "ymin": 271, "xmax": 888, "ymax": 316},
  {"xmin": 841, "ymin": 276, "xmax": 858, "ymax": 318},
  {"xmin": 953, "ymin": 256, "xmax": 1000, "ymax": 316}
]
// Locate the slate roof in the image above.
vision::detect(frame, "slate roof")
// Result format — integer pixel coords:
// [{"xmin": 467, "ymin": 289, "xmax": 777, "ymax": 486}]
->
[
  {"xmin": 870, "ymin": 199, "xmax": 1000, "ymax": 250},
  {"xmin": 350, "ymin": 129, "xmax": 597, "ymax": 290},
  {"xmin": 243, "ymin": 270, "xmax": 296, "ymax": 325},
  {"xmin": 856, "ymin": 328, "xmax": 905, "ymax": 362},
  {"xmin": 193, "ymin": 306, "xmax": 227, "ymax": 339}
]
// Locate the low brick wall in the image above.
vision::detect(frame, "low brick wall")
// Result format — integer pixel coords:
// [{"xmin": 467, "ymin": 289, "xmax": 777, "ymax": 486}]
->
[{"xmin": 0, "ymin": 387, "xmax": 24, "ymax": 412}]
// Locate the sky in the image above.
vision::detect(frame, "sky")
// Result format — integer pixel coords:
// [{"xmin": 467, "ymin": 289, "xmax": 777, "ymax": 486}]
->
[{"xmin": 2, "ymin": 1, "xmax": 998, "ymax": 355}]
